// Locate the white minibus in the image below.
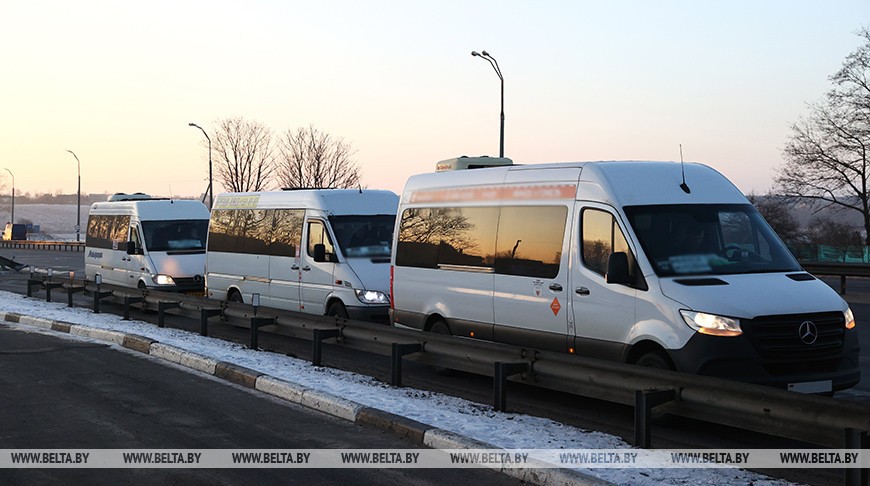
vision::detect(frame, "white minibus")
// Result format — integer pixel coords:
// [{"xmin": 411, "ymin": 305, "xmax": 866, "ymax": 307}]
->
[
  {"xmin": 85, "ymin": 194, "xmax": 210, "ymax": 293},
  {"xmin": 390, "ymin": 157, "xmax": 860, "ymax": 392},
  {"xmin": 205, "ymin": 189, "xmax": 398, "ymax": 323}
]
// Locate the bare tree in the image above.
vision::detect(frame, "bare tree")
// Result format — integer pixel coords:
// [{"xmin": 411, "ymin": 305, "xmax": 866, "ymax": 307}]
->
[
  {"xmin": 774, "ymin": 28, "xmax": 870, "ymax": 244},
  {"xmin": 747, "ymin": 193, "xmax": 801, "ymax": 243},
  {"xmin": 213, "ymin": 117, "xmax": 275, "ymax": 193},
  {"xmin": 275, "ymin": 125, "xmax": 362, "ymax": 189}
]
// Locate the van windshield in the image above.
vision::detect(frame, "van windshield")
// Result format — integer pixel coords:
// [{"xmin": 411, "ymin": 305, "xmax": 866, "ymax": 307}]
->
[
  {"xmin": 142, "ymin": 220, "xmax": 209, "ymax": 252},
  {"xmin": 329, "ymin": 215, "xmax": 395, "ymax": 258},
  {"xmin": 623, "ymin": 204, "xmax": 801, "ymax": 277}
]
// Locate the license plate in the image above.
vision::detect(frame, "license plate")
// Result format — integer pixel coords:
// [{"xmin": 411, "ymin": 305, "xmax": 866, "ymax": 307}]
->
[
  {"xmin": 788, "ymin": 380, "xmax": 832, "ymax": 393},
  {"xmin": 186, "ymin": 291, "xmax": 205, "ymax": 297}
]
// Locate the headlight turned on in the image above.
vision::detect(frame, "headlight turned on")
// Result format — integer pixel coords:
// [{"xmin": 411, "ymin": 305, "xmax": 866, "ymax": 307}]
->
[
  {"xmin": 154, "ymin": 274, "xmax": 176, "ymax": 286},
  {"xmin": 845, "ymin": 307, "xmax": 856, "ymax": 330},
  {"xmin": 680, "ymin": 310, "xmax": 742, "ymax": 337},
  {"xmin": 355, "ymin": 289, "xmax": 390, "ymax": 305}
]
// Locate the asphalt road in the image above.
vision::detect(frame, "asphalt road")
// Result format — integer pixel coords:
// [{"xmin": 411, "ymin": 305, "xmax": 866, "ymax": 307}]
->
[{"xmin": 0, "ymin": 325, "xmax": 517, "ymax": 486}]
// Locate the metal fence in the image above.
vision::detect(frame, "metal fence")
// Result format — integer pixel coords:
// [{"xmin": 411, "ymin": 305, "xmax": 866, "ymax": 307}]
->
[{"xmin": 19, "ymin": 274, "xmax": 869, "ymax": 463}]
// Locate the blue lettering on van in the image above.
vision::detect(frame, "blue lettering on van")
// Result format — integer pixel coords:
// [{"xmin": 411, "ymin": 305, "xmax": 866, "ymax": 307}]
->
[{"xmin": 87, "ymin": 250, "xmax": 104, "ymax": 259}]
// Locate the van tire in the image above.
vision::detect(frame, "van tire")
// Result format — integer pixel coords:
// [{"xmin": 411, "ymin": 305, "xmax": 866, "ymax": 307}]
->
[
  {"xmin": 228, "ymin": 290, "xmax": 243, "ymax": 304},
  {"xmin": 635, "ymin": 351, "xmax": 672, "ymax": 370},
  {"xmin": 326, "ymin": 302, "xmax": 349, "ymax": 319},
  {"xmin": 429, "ymin": 320, "xmax": 456, "ymax": 376}
]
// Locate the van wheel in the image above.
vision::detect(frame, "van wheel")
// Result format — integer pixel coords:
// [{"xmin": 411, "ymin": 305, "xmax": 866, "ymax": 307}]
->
[
  {"xmin": 327, "ymin": 302, "xmax": 349, "ymax": 319},
  {"xmin": 429, "ymin": 320, "xmax": 456, "ymax": 376},
  {"xmin": 228, "ymin": 290, "xmax": 243, "ymax": 304},
  {"xmin": 635, "ymin": 351, "xmax": 673, "ymax": 370}
]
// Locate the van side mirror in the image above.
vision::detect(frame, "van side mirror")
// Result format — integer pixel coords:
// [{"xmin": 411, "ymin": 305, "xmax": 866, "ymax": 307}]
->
[
  {"xmin": 126, "ymin": 241, "xmax": 137, "ymax": 255},
  {"xmin": 313, "ymin": 243, "xmax": 327, "ymax": 263},
  {"xmin": 605, "ymin": 252, "xmax": 631, "ymax": 285}
]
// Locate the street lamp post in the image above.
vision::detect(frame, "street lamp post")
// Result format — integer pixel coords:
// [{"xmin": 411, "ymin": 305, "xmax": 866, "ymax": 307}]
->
[
  {"xmin": 471, "ymin": 50, "xmax": 505, "ymax": 158},
  {"xmin": 66, "ymin": 150, "xmax": 81, "ymax": 242},
  {"xmin": 188, "ymin": 122, "xmax": 213, "ymax": 209},
  {"xmin": 3, "ymin": 168, "xmax": 13, "ymax": 224}
]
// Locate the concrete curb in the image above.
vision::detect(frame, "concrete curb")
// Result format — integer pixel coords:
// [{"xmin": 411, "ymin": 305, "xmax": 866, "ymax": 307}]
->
[{"xmin": 3, "ymin": 312, "xmax": 611, "ymax": 486}]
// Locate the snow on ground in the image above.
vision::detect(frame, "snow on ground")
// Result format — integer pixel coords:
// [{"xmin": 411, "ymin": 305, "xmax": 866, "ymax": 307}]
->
[{"xmin": 0, "ymin": 289, "xmax": 794, "ymax": 485}]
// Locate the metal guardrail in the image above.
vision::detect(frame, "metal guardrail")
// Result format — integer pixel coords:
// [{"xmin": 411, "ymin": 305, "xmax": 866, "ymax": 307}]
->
[
  {"xmin": 802, "ymin": 262, "xmax": 870, "ymax": 295},
  {"xmin": 0, "ymin": 240, "xmax": 84, "ymax": 252},
  {"xmin": 18, "ymin": 272, "xmax": 868, "ymax": 464}
]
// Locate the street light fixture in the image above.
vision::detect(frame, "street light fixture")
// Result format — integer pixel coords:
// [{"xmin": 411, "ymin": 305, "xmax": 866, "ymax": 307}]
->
[
  {"xmin": 66, "ymin": 150, "xmax": 81, "ymax": 242},
  {"xmin": 3, "ymin": 168, "xmax": 13, "ymax": 224},
  {"xmin": 188, "ymin": 122, "xmax": 213, "ymax": 209},
  {"xmin": 471, "ymin": 50, "xmax": 505, "ymax": 158}
]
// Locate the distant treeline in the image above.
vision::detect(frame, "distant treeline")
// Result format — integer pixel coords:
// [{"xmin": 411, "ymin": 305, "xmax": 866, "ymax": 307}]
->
[{"xmin": 9, "ymin": 193, "xmax": 199, "ymax": 205}]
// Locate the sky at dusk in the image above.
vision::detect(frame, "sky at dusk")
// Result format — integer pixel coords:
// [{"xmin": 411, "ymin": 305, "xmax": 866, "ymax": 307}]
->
[{"xmin": 1, "ymin": 1, "xmax": 867, "ymax": 199}]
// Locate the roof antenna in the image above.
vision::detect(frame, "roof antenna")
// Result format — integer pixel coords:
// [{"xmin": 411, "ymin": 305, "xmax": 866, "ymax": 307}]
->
[
  {"xmin": 168, "ymin": 184, "xmax": 175, "ymax": 203},
  {"xmin": 358, "ymin": 183, "xmax": 363, "ymax": 194},
  {"xmin": 679, "ymin": 144, "xmax": 691, "ymax": 194}
]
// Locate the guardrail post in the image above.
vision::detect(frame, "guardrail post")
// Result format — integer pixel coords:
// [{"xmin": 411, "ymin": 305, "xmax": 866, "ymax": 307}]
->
[
  {"xmin": 44, "ymin": 281, "xmax": 63, "ymax": 303},
  {"xmin": 250, "ymin": 317, "xmax": 276, "ymax": 350},
  {"xmin": 67, "ymin": 285, "xmax": 84, "ymax": 307},
  {"xmin": 634, "ymin": 388, "xmax": 677, "ymax": 448},
  {"xmin": 200, "ymin": 308, "xmax": 223, "ymax": 336},
  {"xmin": 844, "ymin": 428, "xmax": 868, "ymax": 486},
  {"xmin": 157, "ymin": 302, "xmax": 182, "ymax": 328},
  {"xmin": 840, "ymin": 275, "xmax": 847, "ymax": 295},
  {"xmin": 26, "ymin": 279, "xmax": 42, "ymax": 298},
  {"xmin": 312, "ymin": 329, "xmax": 341, "ymax": 366},
  {"xmin": 92, "ymin": 287, "xmax": 113, "ymax": 314},
  {"xmin": 493, "ymin": 362, "xmax": 530, "ymax": 412},
  {"xmin": 123, "ymin": 296, "xmax": 145, "ymax": 320},
  {"xmin": 391, "ymin": 343, "xmax": 423, "ymax": 387}
]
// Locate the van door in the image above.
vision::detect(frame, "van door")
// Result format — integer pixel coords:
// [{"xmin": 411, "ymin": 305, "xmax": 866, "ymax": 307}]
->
[
  {"xmin": 570, "ymin": 204, "xmax": 638, "ymax": 360},
  {"xmin": 492, "ymin": 205, "xmax": 573, "ymax": 351},
  {"xmin": 266, "ymin": 209, "xmax": 304, "ymax": 312},
  {"xmin": 299, "ymin": 219, "xmax": 337, "ymax": 316}
]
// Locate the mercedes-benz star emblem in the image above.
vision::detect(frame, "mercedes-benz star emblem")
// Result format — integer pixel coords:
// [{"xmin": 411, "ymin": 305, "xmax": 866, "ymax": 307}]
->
[{"xmin": 798, "ymin": 321, "xmax": 818, "ymax": 345}]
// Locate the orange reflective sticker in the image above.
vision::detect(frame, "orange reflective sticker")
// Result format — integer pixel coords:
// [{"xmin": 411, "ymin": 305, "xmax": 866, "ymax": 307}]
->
[{"xmin": 550, "ymin": 297, "xmax": 561, "ymax": 316}]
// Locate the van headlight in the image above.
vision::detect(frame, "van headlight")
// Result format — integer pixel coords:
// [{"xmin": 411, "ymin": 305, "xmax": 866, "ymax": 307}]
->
[
  {"xmin": 845, "ymin": 307, "xmax": 856, "ymax": 330},
  {"xmin": 680, "ymin": 310, "xmax": 742, "ymax": 337},
  {"xmin": 355, "ymin": 289, "xmax": 389, "ymax": 305},
  {"xmin": 153, "ymin": 274, "xmax": 176, "ymax": 286}
]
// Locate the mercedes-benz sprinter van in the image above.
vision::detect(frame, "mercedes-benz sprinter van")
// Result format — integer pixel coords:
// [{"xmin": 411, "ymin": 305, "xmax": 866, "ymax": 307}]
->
[
  {"xmin": 85, "ymin": 193, "xmax": 209, "ymax": 293},
  {"xmin": 205, "ymin": 189, "xmax": 399, "ymax": 323},
  {"xmin": 390, "ymin": 158, "xmax": 860, "ymax": 392}
]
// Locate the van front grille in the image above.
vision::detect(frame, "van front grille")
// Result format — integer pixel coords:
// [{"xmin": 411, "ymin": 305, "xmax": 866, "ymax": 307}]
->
[{"xmin": 743, "ymin": 312, "xmax": 844, "ymax": 361}]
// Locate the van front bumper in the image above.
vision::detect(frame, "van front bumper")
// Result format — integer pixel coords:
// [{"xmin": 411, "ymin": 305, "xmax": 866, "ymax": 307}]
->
[
  {"xmin": 347, "ymin": 305, "xmax": 390, "ymax": 325},
  {"xmin": 669, "ymin": 327, "xmax": 860, "ymax": 392},
  {"xmin": 146, "ymin": 277, "xmax": 205, "ymax": 294}
]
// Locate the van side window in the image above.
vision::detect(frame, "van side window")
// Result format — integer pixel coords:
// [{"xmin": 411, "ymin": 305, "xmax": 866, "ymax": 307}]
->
[
  {"xmin": 307, "ymin": 220, "xmax": 335, "ymax": 258},
  {"xmin": 494, "ymin": 206, "xmax": 567, "ymax": 278},
  {"xmin": 86, "ymin": 215, "xmax": 131, "ymax": 250},
  {"xmin": 582, "ymin": 208, "xmax": 635, "ymax": 278},
  {"xmin": 130, "ymin": 225, "xmax": 143, "ymax": 252},
  {"xmin": 267, "ymin": 209, "xmax": 304, "ymax": 257},
  {"xmin": 396, "ymin": 207, "xmax": 498, "ymax": 269},
  {"xmin": 209, "ymin": 208, "xmax": 302, "ymax": 256}
]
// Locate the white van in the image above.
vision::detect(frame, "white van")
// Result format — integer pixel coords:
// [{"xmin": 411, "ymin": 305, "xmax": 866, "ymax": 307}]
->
[
  {"xmin": 85, "ymin": 194, "xmax": 210, "ymax": 292},
  {"xmin": 205, "ymin": 189, "xmax": 399, "ymax": 323},
  {"xmin": 390, "ymin": 158, "xmax": 860, "ymax": 392}
]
